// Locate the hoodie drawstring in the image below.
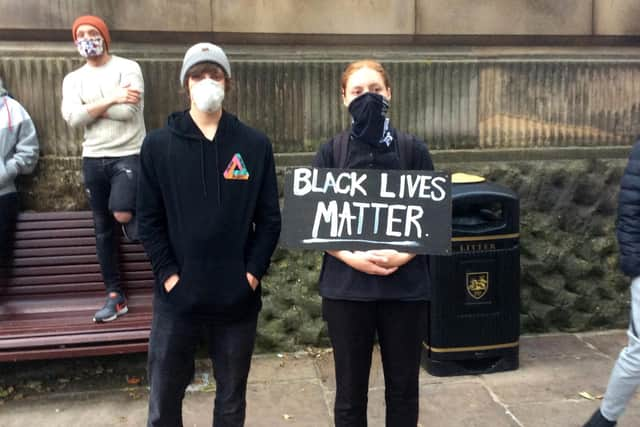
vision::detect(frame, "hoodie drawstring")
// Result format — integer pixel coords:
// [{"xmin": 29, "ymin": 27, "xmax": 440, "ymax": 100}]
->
[
  {"xmin": 200, "ymin": 138, "xmax": 222, "ymax": 207},
  {"xmin": 214, "ymin": 140, "xmax": 221, "ymax": 207},
  {"xmin": 200, "ymin": 141, "xmax": 207, "ymax": 198}
]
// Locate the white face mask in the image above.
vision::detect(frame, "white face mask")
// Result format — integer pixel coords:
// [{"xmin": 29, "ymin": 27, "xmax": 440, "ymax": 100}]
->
[{"xmin": 191, "ymin": 78, "xmax": 225, "ymax": 113}]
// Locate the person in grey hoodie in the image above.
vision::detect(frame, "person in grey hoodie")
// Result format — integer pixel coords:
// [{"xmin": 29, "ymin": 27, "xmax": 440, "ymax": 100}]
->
[{"xmin": 0, "ymin": 77, "xmax": 39, "ymax": 264}]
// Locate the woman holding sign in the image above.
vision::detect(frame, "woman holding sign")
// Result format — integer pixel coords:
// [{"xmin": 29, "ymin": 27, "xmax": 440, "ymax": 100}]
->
[{"xmin": 313, "ymin": 60, "xmax": 434, "ymax": 426}]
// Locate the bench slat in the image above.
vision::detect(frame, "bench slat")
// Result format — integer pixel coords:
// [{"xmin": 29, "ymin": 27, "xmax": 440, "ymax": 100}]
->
[
  {"xmin": 15, "ymin": 219, "xmax": 94, "ymax": 231},
  {"xmin": 13, "ymin": 237, "xmax": 97, "ymax": 249},
  {"xmin": 2, "ymin": 211, "xmax": 156, "ymax": 361},
  {"xmin": 14, "ymin": 229, "xmax": 97, "ymax": 239},
  {"xmin": 0, "ymin": 342, "xmax": 149, "ymax": 362},
  {"xmin": 17, "ymin": 211, "xmax": 93, "ymax": 221},
  {"xmin": 10, "ymin": 252, "xmax": 149, "ymax": 267},
  {"xmin": 7, "ymin": 261, "xmax": 152, "ymax": 276},
  {"xmin": 6, "ymin": 270, "xmax": 154, "ymax": 286},
  {"xmin": 1, "ymin": 313, "xmax": 152, "ymax": 338},
  {"xmin": 11, "ymin": 244, "xmax": 146, "ymax": 258},
  {"xmin": 2, "ymin": 280, "xmax": 153, "ymax": 296},
  {"xmin": 1, "ymin": 313, "xmax": 152, "ymax": 340},
  {"xmin": 0, "ymin": 291, "xmax": 151, "ymax": 313},
  {"xmin": 0, "ymin": 330, "xmax": 151, "ymax": 349}
]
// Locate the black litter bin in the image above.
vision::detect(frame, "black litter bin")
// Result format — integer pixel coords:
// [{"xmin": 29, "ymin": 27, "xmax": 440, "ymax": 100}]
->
[{"xmin": 423, "ymin": 173, "xmax": 520, "ymax": 376}]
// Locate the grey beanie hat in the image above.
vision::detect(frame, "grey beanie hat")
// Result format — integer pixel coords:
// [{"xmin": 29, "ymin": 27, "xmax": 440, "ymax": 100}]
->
[{"xmin": 179, "ymin": 43, "xmax": 231, "ymax": 86}]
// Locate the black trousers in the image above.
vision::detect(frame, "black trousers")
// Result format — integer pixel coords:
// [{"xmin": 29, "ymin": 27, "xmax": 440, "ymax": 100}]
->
[
  {"xmin": 82, "ymin": 155, "xmax": 139, "ymax": 294},
  {"xmin": 322, "ymin": 298, "xmax": 428, "ymax": 427},
  {"xmin": 147, "ymin": 310, "xmax": 258, "ymax": 427},
  {"xmin": 0, "ymin": 192, "xmax": 18, "ymax": 266}
]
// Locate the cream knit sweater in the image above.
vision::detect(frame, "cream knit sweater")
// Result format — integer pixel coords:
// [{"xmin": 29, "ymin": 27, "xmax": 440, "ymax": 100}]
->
[{"xmin": 61, "ymin": 55, "xmax": 145, "ymax": 157}]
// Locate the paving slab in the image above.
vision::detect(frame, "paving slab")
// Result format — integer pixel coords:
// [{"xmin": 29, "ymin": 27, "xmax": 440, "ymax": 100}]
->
[
  {"xmin": 520, "ymin": 333, "xmax": 600, "ymax": 361},
  {"xmin": 184, "ymin": 381, "xmax": 332, "ymax": 427},
  {"xmin": 508, "ymin": 398, "xmax": 640, "ymax": 427},
  {"xmin": 420, "ymin": 381, "xmax": 519, "ymax": 427},
  {"xmin": 578, "ymin": 329, "xmax": 629, "ymax": 359},
  {"xmin": 314, "ymin": 348, "xmax": 386, "ymax": 391},
  {"xmin": 248, "ymin": 354, "xmax": 319, "ymax": 384},
  {"xmin": 1, "ymin": 331, "xmax": 640, "ymax": 426},
  {"xmin": 481, "ymin": 353, "xmax": 613, "ymax": 405},
  {"xmin": 0, "ymin": 393, "xmax": 149, "ymax": 427}
]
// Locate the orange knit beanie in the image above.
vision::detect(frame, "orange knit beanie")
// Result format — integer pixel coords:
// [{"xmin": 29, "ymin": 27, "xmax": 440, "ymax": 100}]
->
[{"xmin": 72, "ymin": 15, "xmax": 111, "ymax": 50}]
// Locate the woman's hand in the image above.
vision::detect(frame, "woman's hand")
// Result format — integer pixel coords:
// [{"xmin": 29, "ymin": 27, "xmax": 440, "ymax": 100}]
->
[
  {"xmin": 328, "ymin": 250, "xmax": 398, "ymax": 276},
  {"xmin": 366, "ymin": 249, "xmax": 416, "ymax": 268}
]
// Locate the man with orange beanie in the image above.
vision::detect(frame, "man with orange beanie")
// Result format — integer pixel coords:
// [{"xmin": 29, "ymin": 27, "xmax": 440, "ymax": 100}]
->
[{"xmin": 61, "ymin": 15, "xmax": 146, "ymax": 323}]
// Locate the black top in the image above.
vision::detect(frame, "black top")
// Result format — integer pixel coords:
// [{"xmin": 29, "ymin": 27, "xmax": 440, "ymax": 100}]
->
[
  {"xmin": 617, "ymin": 140, "xmax": 640, "ymax": 277},
  {"xmin": 137, "ymin": 110, "xmax": 281, "ymax": 321},
  {"xmin": 312, "ymin": 129, "xmax": 434, "ymax": 301}
]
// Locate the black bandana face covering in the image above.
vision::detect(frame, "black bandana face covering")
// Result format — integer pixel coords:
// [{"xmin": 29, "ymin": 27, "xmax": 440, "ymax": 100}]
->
[{"xmin": 348, "ymin": 92, "xmax": 389, "ymax": 145}]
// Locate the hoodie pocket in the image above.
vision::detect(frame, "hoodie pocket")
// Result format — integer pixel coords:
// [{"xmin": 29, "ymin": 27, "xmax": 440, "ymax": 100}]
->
[
  {"xmin": 197, "ymin": 259, "xmax": 254, "ymax": 311},
  {"xmin": 160, "ymin": 274, "xmax": 195, "ymax": 315}
]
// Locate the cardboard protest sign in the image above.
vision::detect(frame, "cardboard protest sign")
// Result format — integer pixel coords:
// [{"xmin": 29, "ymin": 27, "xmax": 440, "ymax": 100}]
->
[{"xmin": 281, "ymin": 167, "xmax": 452, "ymax": 254}]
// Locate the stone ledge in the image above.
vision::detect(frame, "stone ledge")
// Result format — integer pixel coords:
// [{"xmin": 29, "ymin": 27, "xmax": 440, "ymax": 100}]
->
[{"xmin": 274, "ymin": 146, "xmax": 633, "ymax": 167}]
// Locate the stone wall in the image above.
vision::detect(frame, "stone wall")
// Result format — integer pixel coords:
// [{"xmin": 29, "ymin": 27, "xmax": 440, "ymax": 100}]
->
[
  {"xmin": 5, "ymin": 44, "xmax": 640, "ymax": 351},
  {"xmin": 2, "ymin": 0, "xmax": 640, "ymax": 37},
  {"xmin": 3, "ymin": 48, "xmax": 640, "ymax": 156}
]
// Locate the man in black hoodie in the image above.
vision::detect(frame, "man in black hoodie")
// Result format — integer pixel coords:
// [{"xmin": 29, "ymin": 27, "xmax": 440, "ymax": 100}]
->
[{"xmin": 138, "ymin": 43, "xmax": 281, "ymax": 427}]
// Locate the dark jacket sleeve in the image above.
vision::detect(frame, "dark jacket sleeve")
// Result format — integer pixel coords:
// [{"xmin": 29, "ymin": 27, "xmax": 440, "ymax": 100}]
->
[
  {"xmin": 617, "ymin": 140, "xmax": 640, "ymax": 277},
  {"xmin": 313, "ymin": 140, "xmax": 333, "ymax": 168},
  {"xmin": 137, "ymin": 135, "xmax": 179, "ymax": 286},
  {"xmin": 412, "ymin": 136, "xmax": 434, "ymax": 171},
  {"xmin": 245, "ymin": 140, "xmax": 282, "ymax": 279}
]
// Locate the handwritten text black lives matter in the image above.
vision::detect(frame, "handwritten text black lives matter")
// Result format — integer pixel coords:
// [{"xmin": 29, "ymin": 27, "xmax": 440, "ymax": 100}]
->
[{"xmin": 286, "ymin": 168, "xmax": 450, "ymax": 252}]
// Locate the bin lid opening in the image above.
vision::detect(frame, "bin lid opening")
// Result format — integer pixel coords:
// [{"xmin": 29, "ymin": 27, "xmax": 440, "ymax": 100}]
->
[{"xmin": 452, "ymin": 173, "xmax": 486, "ymax": 184}]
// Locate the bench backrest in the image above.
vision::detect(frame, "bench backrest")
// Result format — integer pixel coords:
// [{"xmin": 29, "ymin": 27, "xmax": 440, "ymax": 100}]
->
[{"xmin": 1, "ymin": 211, "xmax": 153, "ymax": 315}]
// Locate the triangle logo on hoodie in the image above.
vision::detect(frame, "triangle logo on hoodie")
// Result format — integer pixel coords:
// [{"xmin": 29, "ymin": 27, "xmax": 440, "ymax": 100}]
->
[{"xmin": 224, "ymin": 153, "xmax": 250, "ymax": 180}]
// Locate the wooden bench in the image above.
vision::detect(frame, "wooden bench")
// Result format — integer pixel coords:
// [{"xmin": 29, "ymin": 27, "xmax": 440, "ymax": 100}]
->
[{"xmin": 0, "ymin": 211, "xmax": 154, "ymax": 362}]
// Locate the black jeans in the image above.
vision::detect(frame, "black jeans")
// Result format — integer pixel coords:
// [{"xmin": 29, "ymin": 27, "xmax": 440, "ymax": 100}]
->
[
  {"xmin": 147, "ymin": 310, "xmax": 258, "ymax": 427},
  {"xmin": 82, "ymin": 155, "xmax": 139, "ymax": 294},
  {"xmin": 0, "ymin": 193, "xmax": 18, "ymax": 290},
  {"xmin": 322, "ymin": 298, "xmax": 428, "ymax": 427}
]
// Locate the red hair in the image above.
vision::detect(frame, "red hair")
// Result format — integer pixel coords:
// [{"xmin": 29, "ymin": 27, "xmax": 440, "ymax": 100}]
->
[{"xmin": 341, "ymin": 60, "xmax": 390, "ymax": 93}]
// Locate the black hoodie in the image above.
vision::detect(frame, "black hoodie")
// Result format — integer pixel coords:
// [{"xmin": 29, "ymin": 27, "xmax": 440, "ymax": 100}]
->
[{"xmin": 137, "ymin": 110, "xmax": 281, "ymax": 321}]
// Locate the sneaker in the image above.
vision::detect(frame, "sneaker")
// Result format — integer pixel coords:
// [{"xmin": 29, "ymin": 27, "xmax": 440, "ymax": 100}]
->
[
  {"xmin": 121, "ymin": 218, "xmax": 139, "ymax": 243},
  {"xmin": 583, "ymin": 409, "xmax": 616, "ymax": 427},
  {"xmin": 93, "ymin": 292, "xmax": 128, "ymax": 323}
]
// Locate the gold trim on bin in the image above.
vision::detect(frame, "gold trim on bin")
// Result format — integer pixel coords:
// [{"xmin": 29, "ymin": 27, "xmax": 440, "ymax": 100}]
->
[
  {"xmin": 451, "ymin": 233, "xmax": 519, "ymax": 242},
  {"xmin": 423, "ymin": 341, "xmax": 519, "ymax": 353}
]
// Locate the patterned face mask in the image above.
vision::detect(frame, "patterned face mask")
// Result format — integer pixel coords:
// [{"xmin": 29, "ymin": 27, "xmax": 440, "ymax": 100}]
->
[{"xmin": 76, "ymin": 37, "xmax": 105, "ymax": 58}]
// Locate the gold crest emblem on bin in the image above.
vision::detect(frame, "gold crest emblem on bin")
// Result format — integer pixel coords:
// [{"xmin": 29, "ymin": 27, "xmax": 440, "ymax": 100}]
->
[{"xmin": 466, "ymin": 272, "xmax": 489, "ymax": 299}]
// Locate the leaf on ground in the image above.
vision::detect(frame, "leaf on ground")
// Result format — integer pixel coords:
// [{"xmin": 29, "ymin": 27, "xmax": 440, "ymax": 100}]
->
[
  {"xmin": 579, "ymin": 391, "xmax": 597, "ymax": 400},
  {"xmin": 200, "ymin": 384, "xmax": 216, "ymax": 393},
  {"xmin": 0, "ymin": 386, "xmax": 14, "ymax": 398},
  {"xmin": 126, "ymin": 376, "xmax": 141, "ymax": 385}
]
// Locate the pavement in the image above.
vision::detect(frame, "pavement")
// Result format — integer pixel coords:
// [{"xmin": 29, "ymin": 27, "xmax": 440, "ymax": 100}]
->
[{"xmin": 1, "ymin": 330, "xmax": 639, "ymax": 427}]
